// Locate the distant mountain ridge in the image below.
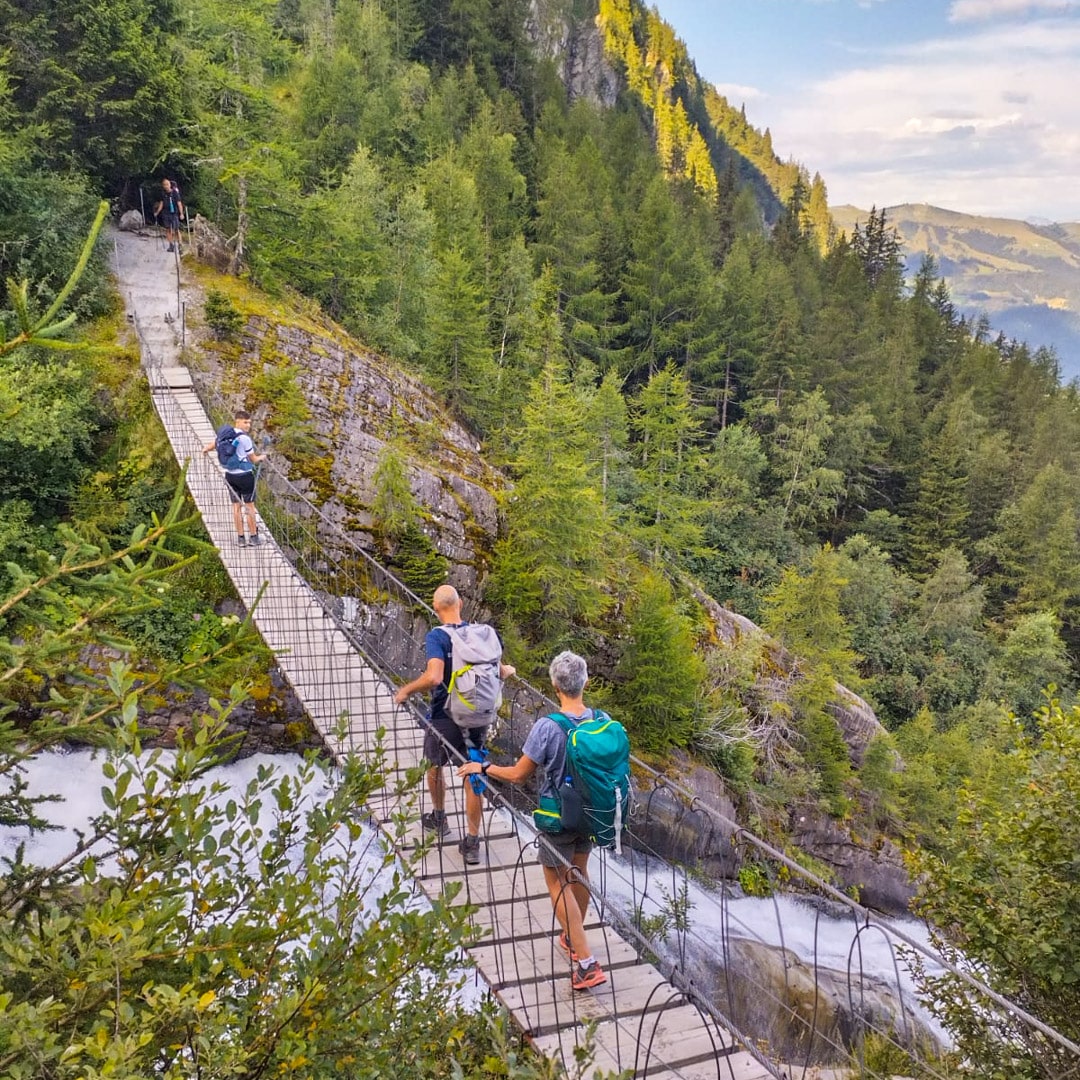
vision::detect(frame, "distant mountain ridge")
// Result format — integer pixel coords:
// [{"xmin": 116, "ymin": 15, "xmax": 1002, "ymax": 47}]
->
[{"xmin": 833, "ymin": 203, "xmax": 1080, "ymax": 379}]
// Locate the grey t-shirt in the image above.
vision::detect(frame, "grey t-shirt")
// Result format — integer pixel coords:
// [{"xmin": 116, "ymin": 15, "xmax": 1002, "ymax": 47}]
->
[{"xmin": 522, "ymin": 709, "xmax": 594, "ymax": 803}]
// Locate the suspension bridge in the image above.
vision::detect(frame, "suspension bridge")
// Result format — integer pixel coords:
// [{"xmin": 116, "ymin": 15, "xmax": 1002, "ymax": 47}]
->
[{"xmin": 111, "ymin": 228, "xmax": 1080, "ymax": 1080}]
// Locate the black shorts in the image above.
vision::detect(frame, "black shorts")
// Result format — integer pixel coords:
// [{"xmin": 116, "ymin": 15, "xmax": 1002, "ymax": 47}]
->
[
  {"xmin": 422, "ymin": 713, "xmax": 487, "ymax": 768},
  {"xmin": 225, "ymin": 471, "xmax": 256, "ymax": 504},
  {"xmin": 537, "ymin": 829, "xmax": 593, "ymax": 868},
  {"xmin": 162, "ymin": 212, "xmax": 180, "ymax": 229}
]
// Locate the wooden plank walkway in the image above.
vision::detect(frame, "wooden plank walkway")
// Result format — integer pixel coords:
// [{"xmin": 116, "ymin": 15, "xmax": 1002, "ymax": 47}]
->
[{"xmin": 110, "ymin": 230, "xmax": 781, "ymax": 1080}]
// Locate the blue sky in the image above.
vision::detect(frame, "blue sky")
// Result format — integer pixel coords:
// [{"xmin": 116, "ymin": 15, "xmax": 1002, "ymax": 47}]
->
[{"xmin": 655, "ymin": 0, "xmax": 1080, "ymax": 221}]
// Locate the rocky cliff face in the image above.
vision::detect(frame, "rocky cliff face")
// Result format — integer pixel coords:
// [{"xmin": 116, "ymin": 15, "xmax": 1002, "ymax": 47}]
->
[
  {"xmin": 196, "ymin": 313, "xmax": 502, "ymax": 597},
  {"xmin": 527, "ymin": 0, "xmax": 621, "ymax": 107}
]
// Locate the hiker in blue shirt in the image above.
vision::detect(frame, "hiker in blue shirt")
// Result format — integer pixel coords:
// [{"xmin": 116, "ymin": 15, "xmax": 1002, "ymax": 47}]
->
[
  {"xmin": 459, "ymin": 650, "xmax": 608, "ymax": 991},
  {"xmin": 153, "ymin": 178, "xmax": 185, "ymax": 253},
  {"xmin": 202, "ymin": 410, "xmax": 267, "ymax": 547},
  {"xmin": 394, "ymin": 585, "xmax": 514, "ymax": 865}
]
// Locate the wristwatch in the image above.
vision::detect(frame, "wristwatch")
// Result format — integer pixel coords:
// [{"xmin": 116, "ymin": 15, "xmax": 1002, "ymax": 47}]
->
[{"xmin": 481, "ymin": 761, "xmax": 491, "ymax": 776}]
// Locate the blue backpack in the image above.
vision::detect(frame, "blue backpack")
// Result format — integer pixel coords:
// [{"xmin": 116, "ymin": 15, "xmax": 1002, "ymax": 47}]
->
[
  {"xmin": 214, "ymin": 425, "xmax": 246, "ymax": 470},
  {"xmin": 550, "ymin": 709, "xmax": 631, "ymax": 853}
]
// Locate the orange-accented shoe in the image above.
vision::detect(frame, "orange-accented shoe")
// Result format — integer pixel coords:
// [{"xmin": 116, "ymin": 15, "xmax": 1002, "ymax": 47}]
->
[{"xmin": 571, "ymin": 961, "xmax": 607, "ymax": 991}]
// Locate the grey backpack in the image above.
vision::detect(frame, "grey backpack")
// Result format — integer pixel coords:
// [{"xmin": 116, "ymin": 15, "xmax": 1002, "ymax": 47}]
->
[{"xmin": 441, "ymin": 623, "xmax": 503, "ymax": 728}]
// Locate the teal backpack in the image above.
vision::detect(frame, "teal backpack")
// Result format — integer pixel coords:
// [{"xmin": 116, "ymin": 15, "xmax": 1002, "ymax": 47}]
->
[{"xmin": 548, "ymin": 709, "xmax": 631, "ymax": 854}]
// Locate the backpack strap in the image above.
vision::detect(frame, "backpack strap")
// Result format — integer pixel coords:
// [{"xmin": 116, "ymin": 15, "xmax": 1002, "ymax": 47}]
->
[{"xmin": 547, "ymin": 711, "xmax": 573, "ymax": 735}]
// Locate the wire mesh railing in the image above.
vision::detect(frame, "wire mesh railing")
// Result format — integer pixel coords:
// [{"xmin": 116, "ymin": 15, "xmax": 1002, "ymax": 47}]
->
[{"xmin": 128, "ymin": 292, "xmax": 1080, "ymax": 1080}]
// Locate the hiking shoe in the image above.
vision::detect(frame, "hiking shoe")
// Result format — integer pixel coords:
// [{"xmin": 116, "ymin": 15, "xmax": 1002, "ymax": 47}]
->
[
  {"xmin": 571, "ymin": 961, "xmax": 607, "ymax": 991},
  {"xmin": 421, "ymin": 811, "xmax": 450, "ymax": 837},
  {"xmin": 236, "ymin": 535, "xmax": 247, "ymax": 547},
  {"xmin": 248, "ymin": 533, "xmax": 262, "ymax": 546},
  {"xmin": 557, "ymin": 931, "xmax": 579, "ymax": 962},
  {"xmin": 166, "ymin": 243, "xmax": 175, "ymax": 252},
  {"xmin": 459, "ymin": 834, "xmax": 481, "ymax": 865}
]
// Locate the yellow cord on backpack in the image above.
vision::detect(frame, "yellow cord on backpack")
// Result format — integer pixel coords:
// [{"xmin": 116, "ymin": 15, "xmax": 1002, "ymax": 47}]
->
[{"xmin": 448, "ymin": 664, "xmax": 476, "ymax": 710}]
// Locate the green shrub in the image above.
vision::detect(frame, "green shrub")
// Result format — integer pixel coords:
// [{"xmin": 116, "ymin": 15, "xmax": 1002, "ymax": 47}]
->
[
  {"xmin": 204, "ymin": 288, "xmax": 244, "ymax": 340},
  {"xmin": 738, "ymin": 862, "xmax": 772, "ymax": 897}
]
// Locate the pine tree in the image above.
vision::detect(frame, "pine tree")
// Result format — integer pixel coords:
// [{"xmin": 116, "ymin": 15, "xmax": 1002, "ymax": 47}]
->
[
  {"xmin": 631, "ymin": 363, "xmax": 705, "ymax": 559},
  {"xmin": 371, "ymin": 442, "xmax": 418, "ymax": 548},
  {"xmin": 486, "ymin": 359, "xmax": 610, "ymax": 645},
  {"xmin": 424, "ymin": 247, "xmax": 495, "ymax": 423},
  {"xmin": 0, "ymin": 0, "xmax": 184, "ymax": 184},
  {"xmin": 765, "ymin": 388, "xmax": 844, "ymax": 534},
  {"xmin": 619, "ymin": 173, "xmax": 708, "ymax": 378},
  {"xmin": 690, "ymin": 237, "xmax": 758, "ymax": 430},
  {"xmin": 613, "ymin": 569, "xmax": 705, "ymax": 752},
  {"xmin": 761, "ymin": 545, "xmax": 859, "ymax": 807},
  {"xmin": 983, "ymin": 463, "xmax": 1080, "ymax": 621},
  {"xmin": 587, "ymin": 368, "xmax": 631, "ymax": 512}
]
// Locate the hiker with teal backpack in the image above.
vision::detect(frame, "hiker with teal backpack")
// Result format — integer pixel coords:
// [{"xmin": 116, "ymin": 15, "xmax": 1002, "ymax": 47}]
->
[
  {"xmin": 395, "ymin": 585, "xmax": 515, "ymax": 865},
  {"xmin": 459, "ymin": 650, "xmax": 631, "ymax": 992}
]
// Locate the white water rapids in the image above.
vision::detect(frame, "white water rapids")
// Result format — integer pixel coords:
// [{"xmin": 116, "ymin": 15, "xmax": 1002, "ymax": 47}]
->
[{"xmin": 3, "ymin": 749, "xmax": 944, "ymax": 1045}]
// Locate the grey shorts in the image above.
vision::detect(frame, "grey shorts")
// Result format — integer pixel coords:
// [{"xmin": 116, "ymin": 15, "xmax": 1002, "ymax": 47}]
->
[{"xmin": 537, "ymin": 829, "xmax": 592, "ymax": 868}]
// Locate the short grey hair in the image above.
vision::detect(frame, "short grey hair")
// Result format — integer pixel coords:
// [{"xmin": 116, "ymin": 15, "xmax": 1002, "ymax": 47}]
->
[{"xmin": 549, "ymin": 651, "xmax": 588, "ymax": 697}]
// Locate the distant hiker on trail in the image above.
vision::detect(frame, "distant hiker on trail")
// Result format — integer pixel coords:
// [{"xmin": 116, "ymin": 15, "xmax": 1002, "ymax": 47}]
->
[
  {"xmin": 394, "ymin": 585, "xmax": 515, "ymax": 866},
  {"xmin": 458, "ymin": 651, "xmax": 612, "ymax": 991},
  {"xmin": 202, "ymin": 410, "xmax": 267, "ymax": 547},
  {"xmin": 153, "ymin": 179, "xmax": 184, "ymax": 253}
]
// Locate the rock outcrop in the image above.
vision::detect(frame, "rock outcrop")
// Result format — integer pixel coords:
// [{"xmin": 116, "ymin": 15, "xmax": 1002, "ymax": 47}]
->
[
  {"xmin": 683, "ymin": 935, "xmax": 942, "ymax": 1066},
  {"xmin": 790, "ymin": 811, "xmax": 915, "ymax": 914},
  {"xmin": 693, "ymin": 585, "xmax": 888, "ymax": 765},
  {"xmin": 527, "ymin": 0, "xmax": 621, "ymax": 107},
  {"xmin": 195, "ymin": 314, "xmax": 502, "ymax": 597}
]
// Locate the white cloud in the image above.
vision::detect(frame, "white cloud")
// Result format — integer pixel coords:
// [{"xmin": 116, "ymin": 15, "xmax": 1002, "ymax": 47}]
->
[
  {"xmin": 949, "ymin": 0, "xmax": 1077, "ymax": 22},
  {"xmin": 767, "ymin": 18, "xmax": 1080, "ymax": 219},
  {"xmin": 714, "ymin": 82, "xmax": 765, "ymax": 103}
]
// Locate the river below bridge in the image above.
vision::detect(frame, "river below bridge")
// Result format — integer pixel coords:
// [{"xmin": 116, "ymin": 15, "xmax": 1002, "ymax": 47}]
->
[{"xmin": 4, "ymin": 748, "xmax": 945, "ymax": 1056}]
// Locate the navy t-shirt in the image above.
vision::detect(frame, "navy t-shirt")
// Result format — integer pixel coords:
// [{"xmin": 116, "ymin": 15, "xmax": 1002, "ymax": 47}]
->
[
  {"xmin": 163, "ymin": 185, "xmax": 182, "ymax": 216},
  {"xmin": 423, "ymin": 622, "xmax": 467, "ymax": 721}
]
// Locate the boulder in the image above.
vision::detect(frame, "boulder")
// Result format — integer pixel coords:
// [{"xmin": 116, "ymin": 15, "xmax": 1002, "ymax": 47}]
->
[
  {"xmin": 119, "ymin": 209, "xmax": 144, "ymax": 232},
  {"xmin": 627, "ymin": 750, "xmax": 740, "ymax": 878},
  {"xmin": 190, "ymin": 214, "xmax": 233, "ymax": 272}
]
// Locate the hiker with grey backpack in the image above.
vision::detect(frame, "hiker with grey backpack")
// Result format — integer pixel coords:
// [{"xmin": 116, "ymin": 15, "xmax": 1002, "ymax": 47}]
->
[
  {"xmin": 458, "ymin": 650, "xmax": 631, "ymax": 992},
  {"xmin": 394, "ymin": 585, "xmax": 515, "ymax": 865}
]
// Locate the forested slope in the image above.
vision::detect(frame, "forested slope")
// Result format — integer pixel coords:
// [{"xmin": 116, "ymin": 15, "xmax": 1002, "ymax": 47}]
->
[{"xmin": 4, "ymin": 0, "xmax": 1080, "ymax": 863}]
